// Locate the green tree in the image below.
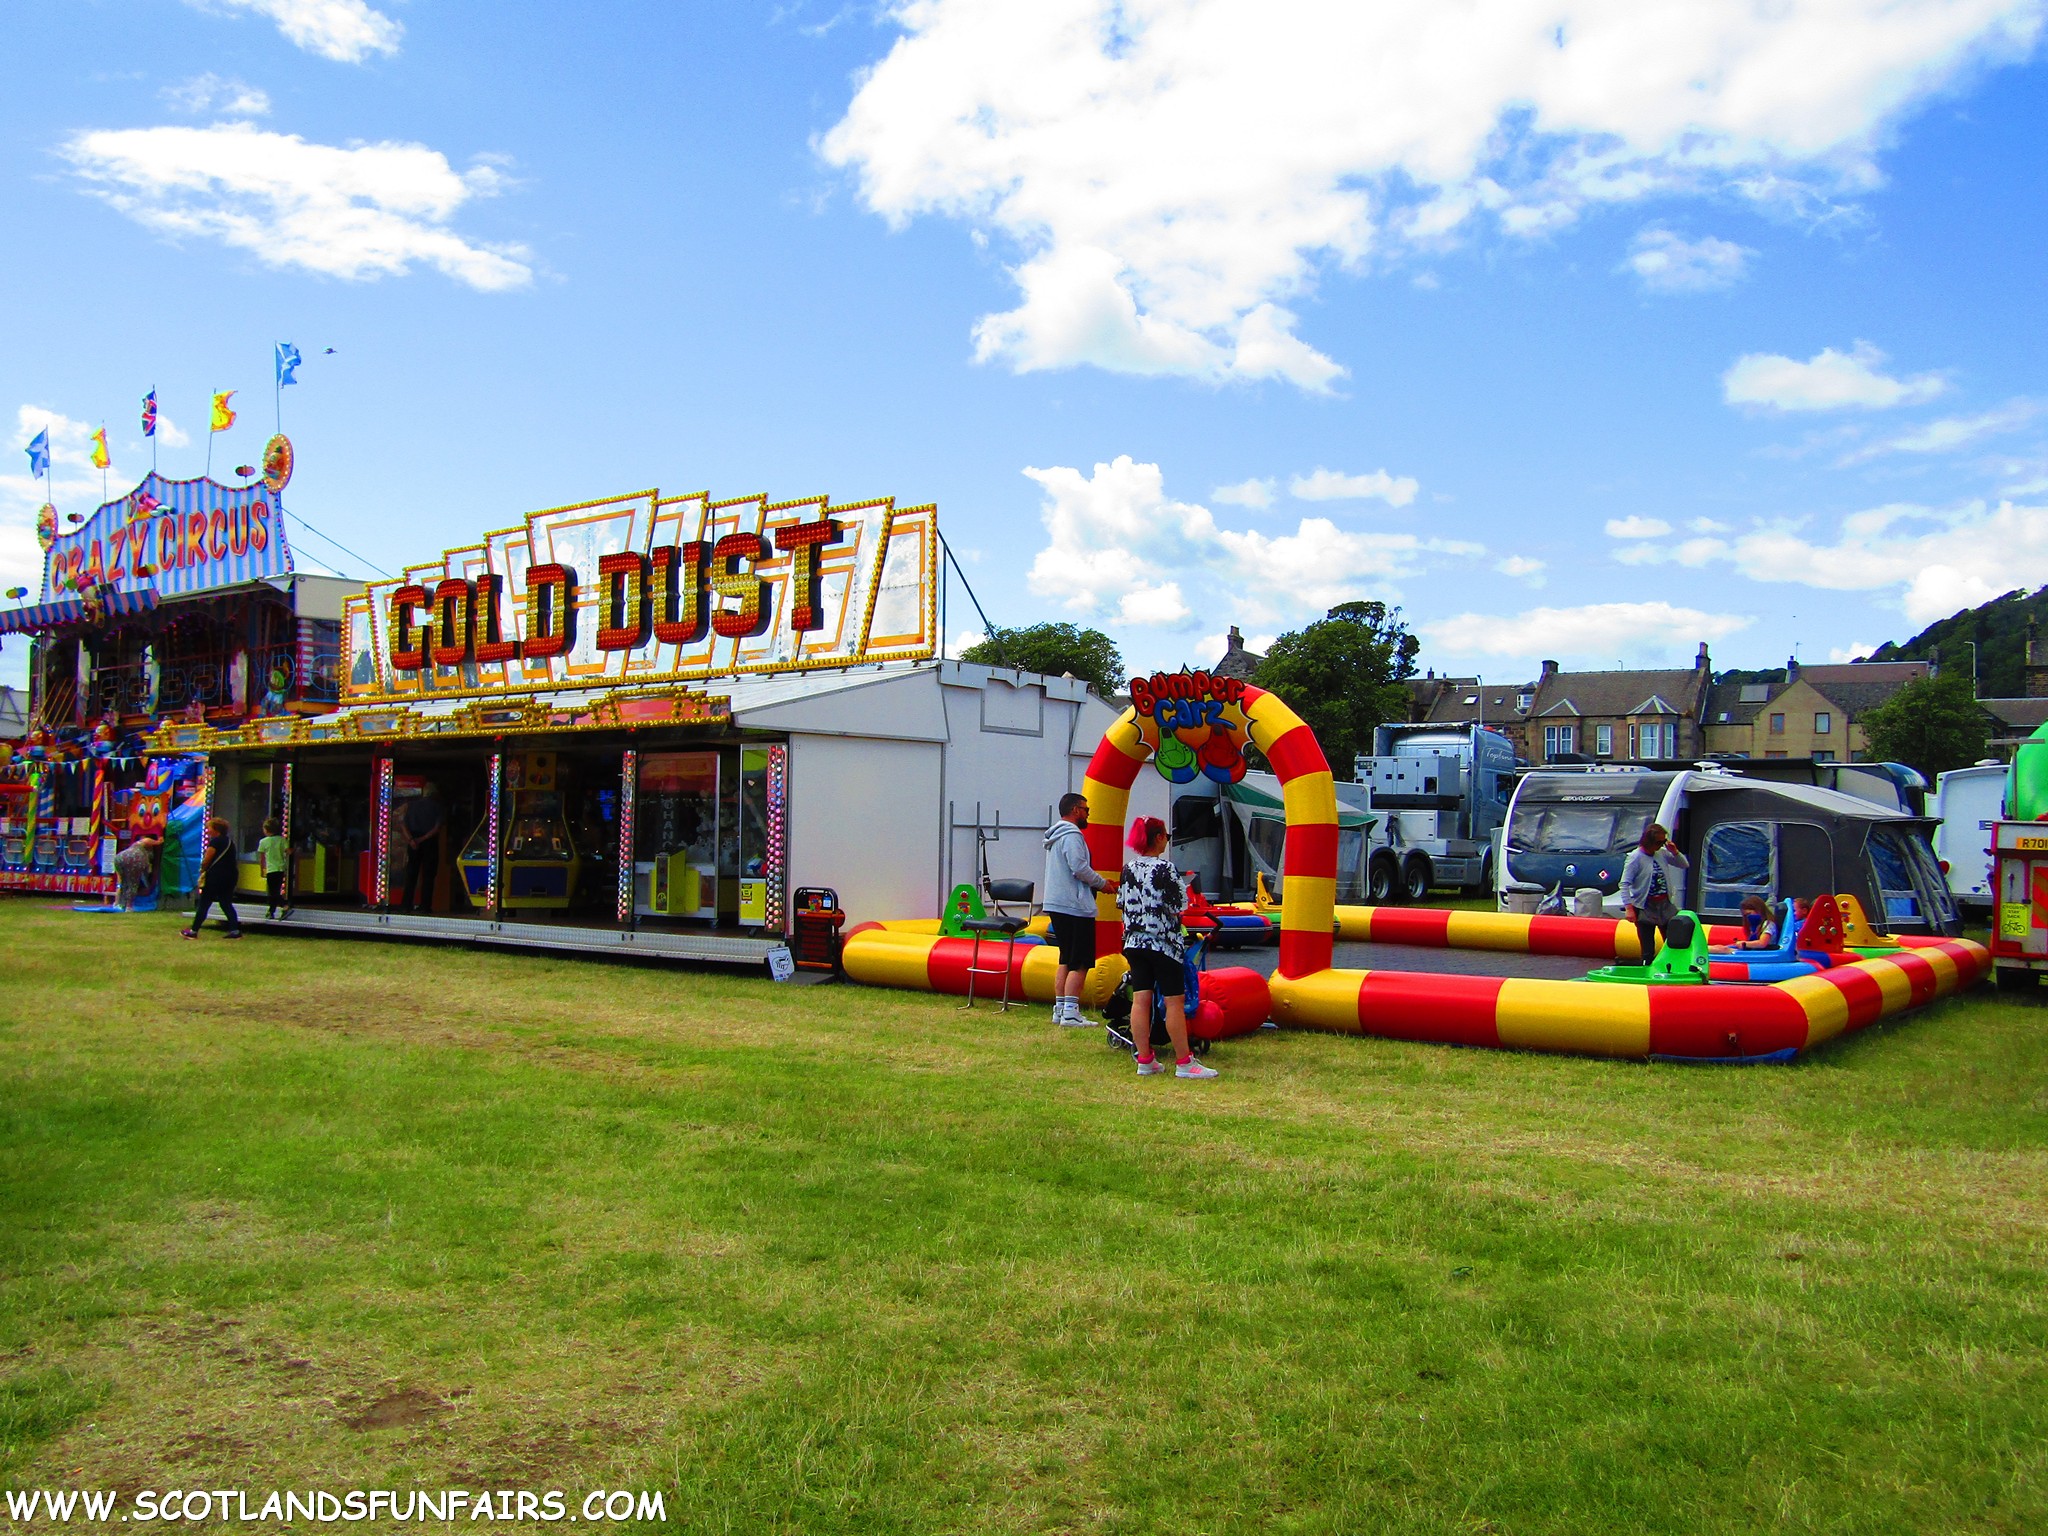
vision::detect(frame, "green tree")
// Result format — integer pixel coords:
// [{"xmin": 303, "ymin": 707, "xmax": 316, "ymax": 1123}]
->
[
  {"xmin": 960, "ymin": 622, "xmax": 1125, "ymax": 697},
  {"xmin": 1250, "ymin": 601, "xmax": 1421, "ymax": 779},
  {"xmin": 1859, "ymin": 669, "xmax": 1988, "ymax": 780}
]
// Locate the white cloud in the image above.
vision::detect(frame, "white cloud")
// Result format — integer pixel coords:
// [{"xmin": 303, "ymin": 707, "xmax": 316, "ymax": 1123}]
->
[
  {"xmin": 1828, "ymin": 642, "xmax": 1880, "ymax": 663},
  {"xmin": 63, "ymin": 122, "xmax": 531, "ymax": 290},
  {"xmin": 1623, "ymin": 227, "xmax": 1753, "ymax": 292},
  {"xmin": 1022, "ymin": 455, "xmax": 1478, "ymax": 632},
  {"xmin": 1423, "ymin": 601, "xmax": 1753, "ymax": 664},
  {"xmin": 1723, "ymin": 342, "xmax": 1946, "ymax": 412},
  {"xmin": 154, "ymin": 413, "xmax": 192, "ymax": 450},
  {"xmin": 1211, "ymin": 477, "xmax": 1275, "ymax": 509},
  {"xmin": 190, "ymin": 0, "xmax": 402, "ymax": 63},
  {"xmin": 1840, "ymin": 400, "xmax": 2037, "ymax": 462},
  {"xmin": 1496, "ymin": 554, "xmax": 1547, "ymax": 585},
  {"xmin": 4, "ymin": 409, "xmax": 105, "ymax": 604},
  {"xmin": 162, "ymin": 73, "xmax": 271, "ymax": 117},
  {"xmin": 1290, "ymin": 467, "xmax": 1420, "ymax": 508},
  {"xmin": 822, "ymin": 0, "xmax": 2040, "ymax": 389},
  {"xmin": 1689, "ymin": 516, "xmax": 1729, "ymax": 533},
  {"xmin": 1605, "ymin": 515, "xmax": 1671, "ymax": 538},
  {"xmin": 1615, "ymin": 534, "xmax": 1727, "ymax": 566},
  {"xmin": 1625, "ymin": 497, "xmax": 2048, "ymax": 625}
]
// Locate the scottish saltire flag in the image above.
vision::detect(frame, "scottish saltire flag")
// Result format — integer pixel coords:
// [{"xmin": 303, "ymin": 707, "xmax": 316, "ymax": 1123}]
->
[
  {"xmin": 210, "ymin": 391, "xmax": 237, "ymax": 432},
  {"xmin": 89, "ymin": 427, "xmax": 109, "ymax": 470},
  {"xmin": 141, "ymin": 390, "xmax": 157, "ymax": 437},
  {"xmin": 275, "ymin": 342, "xmax": 301, "ymax": 386},
  {"xmin": 25, "ymin": 428, "xmax": 49, "ymax": 479}
]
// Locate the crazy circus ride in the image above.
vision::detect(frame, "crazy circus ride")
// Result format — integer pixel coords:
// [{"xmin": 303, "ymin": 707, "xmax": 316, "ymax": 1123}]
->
[
  {"xmin": 843, "ymin": 668, "xmax": 1988, "ymax": 1061},
  {"xmin": 1, "ymin": 451, "xmax": 352, "ymax": 899}
]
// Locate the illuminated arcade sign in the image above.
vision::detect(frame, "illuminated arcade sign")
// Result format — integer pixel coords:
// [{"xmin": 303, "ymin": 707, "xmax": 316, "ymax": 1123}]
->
[
  {"xmin": 1129, "ymin": 669, "xmax": 1251, "ymax": 785},
  {"xmin": 42, "ymin": 472, "xmax": 293, "ymax": 599},
  {"xmin": 343, "ymin": 488, "xmax": 937, "ymax": 700}
]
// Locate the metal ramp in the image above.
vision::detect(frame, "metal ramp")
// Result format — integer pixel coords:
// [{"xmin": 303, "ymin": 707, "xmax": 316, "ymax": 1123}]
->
[{"xmin": 240, "ymin": 907, "xmax": 782, "ymax": 969}]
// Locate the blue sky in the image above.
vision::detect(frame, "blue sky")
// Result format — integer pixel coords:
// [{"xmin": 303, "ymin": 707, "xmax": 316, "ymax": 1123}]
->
[{"xmin": 5, "ymin": 0, "xmax": 2047, "ymax": 693}]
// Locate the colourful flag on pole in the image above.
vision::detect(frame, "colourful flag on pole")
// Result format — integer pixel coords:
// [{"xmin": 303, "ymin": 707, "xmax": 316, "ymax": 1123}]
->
[
  {"xmin": 142, "ymin": 390, "xmax": 157, "ymax": 437},
  {"xmin": 89, "ymin": 427, "xmax": 109, "ymax": 470},
  {"xmin": 275, "ymin": 342, "xmax": 301, "ymax": 386},
  {"xmin": 211, "ymin": 391, "xmax": 237, "ymax": 432},
  {"xmin": 25, "ymin": 429, "xmax": 49, "ymax": 478}
]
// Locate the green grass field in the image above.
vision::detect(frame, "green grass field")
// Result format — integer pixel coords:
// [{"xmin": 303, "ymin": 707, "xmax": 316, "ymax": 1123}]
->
[{"xmin": 2, "ymin": 901, "xmax": 2044, "ymax": 1533}]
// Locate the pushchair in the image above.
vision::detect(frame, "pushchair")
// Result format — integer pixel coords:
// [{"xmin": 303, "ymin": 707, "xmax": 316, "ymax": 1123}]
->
[{"xmin": 1100, "ymin": 931, "xmax": 1213, "ymax": 1058}]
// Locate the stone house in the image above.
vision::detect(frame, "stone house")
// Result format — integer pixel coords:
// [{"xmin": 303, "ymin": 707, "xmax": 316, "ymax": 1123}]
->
[
  {"xmin": 1702, "ymin": 659, "xmax": 1930, "ymax": 761},
  {"xmin": 1523, "ymin": 645, "xmax": 1716, "ymax": 764}
]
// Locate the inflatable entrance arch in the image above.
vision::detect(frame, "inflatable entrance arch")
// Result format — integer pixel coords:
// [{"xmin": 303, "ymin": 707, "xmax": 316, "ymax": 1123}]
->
[{"xmin": 1081, "ymin": 677, "xmax": 1334, "ymax": 981}]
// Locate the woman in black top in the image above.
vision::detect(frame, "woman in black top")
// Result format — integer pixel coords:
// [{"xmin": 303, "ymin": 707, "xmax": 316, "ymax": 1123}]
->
[{"xmin": 183, "ymin": 816, "xmax": 244, "ymax": 939}]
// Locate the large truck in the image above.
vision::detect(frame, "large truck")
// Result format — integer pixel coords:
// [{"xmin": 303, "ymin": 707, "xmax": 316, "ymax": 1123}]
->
[{"xmin": 1352, "ymin": 723, "xmax": 1517, "ymax": 901}]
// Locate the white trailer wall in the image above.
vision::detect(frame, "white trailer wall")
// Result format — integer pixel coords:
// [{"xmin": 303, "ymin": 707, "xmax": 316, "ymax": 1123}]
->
[
  {"xmin": 785, "ymin": 733, "xmax": 944, "ymax": 928},
  {"xmin": 755, "ymin": 660, "xmax": 1165, "ymax": 926},
  {"xmin": 934, "ymin": 662, "xmax": 1166, "ymax": 904}
]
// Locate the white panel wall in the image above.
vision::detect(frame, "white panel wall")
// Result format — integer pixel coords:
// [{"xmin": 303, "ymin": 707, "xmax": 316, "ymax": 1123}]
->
[{"xmin": 786, "ymin": 733, "xmax": 943, "ymax": 928}]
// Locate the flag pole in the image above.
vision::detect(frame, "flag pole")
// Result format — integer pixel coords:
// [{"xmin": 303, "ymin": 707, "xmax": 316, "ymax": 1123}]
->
[
  {"xmin": 204, "ymin": 392, "xmax": 214, "ymax": 481},
  {"xmin": 100, "ymin": 423, "xmax": 107, "ymax": 504},
  {"xmin": 150, "ymin": 388, "xmax": 158, "ymax": 476}
]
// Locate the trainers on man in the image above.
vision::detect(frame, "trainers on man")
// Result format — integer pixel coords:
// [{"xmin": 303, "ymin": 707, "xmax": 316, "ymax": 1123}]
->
[
  {"xmin": 1175, "ymin": 1059, "xmax": 1219, "ymax": 1079},
  {"xmin": 1135, "ymin": 1057, "xmax": 1166, "ymax": 1076}
]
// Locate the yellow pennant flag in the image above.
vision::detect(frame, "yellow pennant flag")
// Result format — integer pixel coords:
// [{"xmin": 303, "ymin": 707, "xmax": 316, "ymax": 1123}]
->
[
  {"xmin": 210, "ymin": 390, "xmax": 237, "ymax": 432},
  {"xmin": 89, "ymin": 427, "xmax": 110, "ymax": 469}
]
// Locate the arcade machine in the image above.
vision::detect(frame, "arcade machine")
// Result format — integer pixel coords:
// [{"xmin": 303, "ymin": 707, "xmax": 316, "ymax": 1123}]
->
[{"xmin": 458, "ymin": 750, "xmax": 580, "ymax": 911}]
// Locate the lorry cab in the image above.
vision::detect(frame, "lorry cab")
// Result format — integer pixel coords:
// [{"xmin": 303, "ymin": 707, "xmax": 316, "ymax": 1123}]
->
[{"xmin": 1354, "ymin": 723, "xmax": 1517, "ymax": 899}]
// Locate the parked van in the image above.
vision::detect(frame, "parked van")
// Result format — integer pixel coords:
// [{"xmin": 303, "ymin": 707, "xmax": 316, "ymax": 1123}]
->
[
  {"xmin": 1933, "ymin": 762, "xmax": 2004, "ymax": 918},
  {"xmin": 1168, "ymin": 770, "xmax": 1376, "ymax": 903}
]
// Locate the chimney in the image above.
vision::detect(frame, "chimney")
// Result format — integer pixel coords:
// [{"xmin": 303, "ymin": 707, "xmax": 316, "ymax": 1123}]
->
[
  {"xmin": 2028, "ymin": 621, "xmax": 2048, "ymax": 699},
  {"xmin": 1540, "ymin": 659, "xmax": 1559, "ymax": 679},
  {"xmin": 1786, "ymin": 652, "xmax": 1800, "ymax": 685},
  {"xmin": 1695, "ymin": 642, "xmax": 1710, "ymax": 671}
]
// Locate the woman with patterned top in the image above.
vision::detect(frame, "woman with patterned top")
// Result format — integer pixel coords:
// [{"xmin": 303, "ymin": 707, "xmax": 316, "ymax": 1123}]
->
[{"xmin": 1115, "ymin": 816, "xmax": 1219, "ymax": 1080}]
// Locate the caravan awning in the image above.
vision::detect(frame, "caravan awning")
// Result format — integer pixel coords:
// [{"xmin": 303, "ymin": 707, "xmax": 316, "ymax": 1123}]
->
[{"xmin": 1224, "ymin": 778, "xmax": 1376, "ymax": 830}]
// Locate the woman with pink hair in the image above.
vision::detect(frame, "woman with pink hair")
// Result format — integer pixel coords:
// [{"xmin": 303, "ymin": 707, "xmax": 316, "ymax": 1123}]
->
[{"xmin": 1116, "ymin": 816, "xmax": 1217, "ymax": 1079}]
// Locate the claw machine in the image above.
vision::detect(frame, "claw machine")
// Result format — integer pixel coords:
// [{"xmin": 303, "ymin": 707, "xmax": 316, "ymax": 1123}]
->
[{"xmin": 631, "ymin": 751, "xmax": 719, "ymax": 921}]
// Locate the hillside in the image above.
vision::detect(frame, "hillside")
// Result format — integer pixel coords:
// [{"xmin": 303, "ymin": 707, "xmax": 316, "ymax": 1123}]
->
[{"xmin": 1864, "ymin": 586, "xmax": 2048, "ymax": 698}]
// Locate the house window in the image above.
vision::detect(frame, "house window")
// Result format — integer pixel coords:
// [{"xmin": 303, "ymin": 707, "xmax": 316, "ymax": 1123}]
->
[
  {"xmin": 1630, "ymin": 721, "xmax": 1676, "ymax": 758},
  {"xmin": 1594, "ymin": 724, "xmax": 1613, "ymax": 756},
  {"xmin": 1543, "ymin": 724, "xmax": 1574, "ymax": 757},
  {"xmin": 1769, "ymin": 712, "xmax": 1785, "ymax": 734},
  {"xmin": 1814, "ymin": 750, "xmax": 1835, "ymax": 762},
  {"xmin": 1814, "ymin": 712, "xmax": 1832, "ymax": 735}
]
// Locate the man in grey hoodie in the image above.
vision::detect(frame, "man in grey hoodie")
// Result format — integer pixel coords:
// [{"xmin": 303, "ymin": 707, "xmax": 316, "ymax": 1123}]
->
[{"xmin": 1043, "ymin": 792, "xmax": 1111, "ymax": 1025}]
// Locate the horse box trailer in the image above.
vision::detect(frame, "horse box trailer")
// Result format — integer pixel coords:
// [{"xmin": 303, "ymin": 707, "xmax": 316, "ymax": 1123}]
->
[{"xmin": 1352, "ymin": 723, "xmax": 1517, "ymax": 900}]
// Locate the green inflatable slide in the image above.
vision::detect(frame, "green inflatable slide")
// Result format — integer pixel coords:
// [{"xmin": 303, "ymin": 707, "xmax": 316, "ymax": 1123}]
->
[{"xmin": 2010, "ymin": 721, "xmax": 2048, "ymax": 820}]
